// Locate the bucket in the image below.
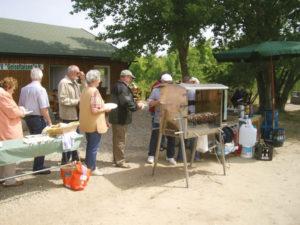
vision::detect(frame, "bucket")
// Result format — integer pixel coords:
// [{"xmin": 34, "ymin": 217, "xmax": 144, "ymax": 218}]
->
[
  {"xmin": 241, "ymin": 146, "xmax": 254, "ymax": 158},
  {"xmin": 272, "ymin": 128, "xmax": 285, "ymax": 147}
]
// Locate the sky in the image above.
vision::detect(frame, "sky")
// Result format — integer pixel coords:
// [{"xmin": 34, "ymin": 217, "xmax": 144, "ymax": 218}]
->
[
  {"xmin": 0, "ymin": 0, "xmax": 213, "ymax": 53},
  {"xmin": 0, "ymin": 0, "xmax": 104, "ymax": 35}
]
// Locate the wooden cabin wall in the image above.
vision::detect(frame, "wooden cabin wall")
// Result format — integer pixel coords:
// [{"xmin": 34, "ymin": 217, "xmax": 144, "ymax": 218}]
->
[{"xmin": 0, "ymin": 55, "xmax": 128, "ymax": 102}]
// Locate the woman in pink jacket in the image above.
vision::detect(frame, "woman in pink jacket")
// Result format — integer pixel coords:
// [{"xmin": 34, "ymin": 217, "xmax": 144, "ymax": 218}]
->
[{"xmin": 0, "ymin": 77, "xmax": 25, "ymax": 187}]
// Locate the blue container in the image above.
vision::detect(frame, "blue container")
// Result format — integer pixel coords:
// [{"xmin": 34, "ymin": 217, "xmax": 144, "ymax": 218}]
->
[
  {"xmin": 261, "ymin": 110, "xmax": 279, "ymax": 140},
  {"xmin": 261, "ymin": 127, "xmax": 273, "ymax": 140},
  {"xmin": 241, "ymin": 146, "xmax": 254, "ymax": 158},
  {"xmin": 262, "ymin": 110, "xmax": 278, "ymax": 129}
]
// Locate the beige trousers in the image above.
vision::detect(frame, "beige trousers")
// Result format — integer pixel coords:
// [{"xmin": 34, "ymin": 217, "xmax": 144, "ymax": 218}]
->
[
  {"xmin": 112, "ymin": 124, "xmax": 128, "ymax": 164},
  {"xmin": 0, "ymin": 164, "xmax": 17, "ymax": 185}
]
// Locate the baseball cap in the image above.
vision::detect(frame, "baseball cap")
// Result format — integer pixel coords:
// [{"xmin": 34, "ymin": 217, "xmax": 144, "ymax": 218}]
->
[
  {"xmin": 161, "ymin": 73, "xmax": 173, "ymax": 82},
  {"xmin": 120, "ymin": 69, "xmax": 136, "ymax": 79}
]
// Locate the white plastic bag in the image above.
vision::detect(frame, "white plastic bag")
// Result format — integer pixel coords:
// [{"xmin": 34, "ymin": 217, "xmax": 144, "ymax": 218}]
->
[{"xmin": 196, "ymin": 135, "xmax": 209, "ymax": 153}]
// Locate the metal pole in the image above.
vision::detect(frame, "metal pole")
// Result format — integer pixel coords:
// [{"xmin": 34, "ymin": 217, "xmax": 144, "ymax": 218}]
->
[{"xmin": 0, "ymin": 163, "xmax": 74, "ymax": 182}]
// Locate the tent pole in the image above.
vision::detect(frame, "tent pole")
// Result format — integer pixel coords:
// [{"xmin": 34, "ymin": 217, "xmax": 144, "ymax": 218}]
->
[{"xmin": 270, "ymin": 57, "xmax": 275, "ymax": 130}]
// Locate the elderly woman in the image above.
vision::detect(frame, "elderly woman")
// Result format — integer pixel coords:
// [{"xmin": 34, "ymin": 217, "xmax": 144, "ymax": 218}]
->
[
  {"xmin": 79, "ymin": 70, "xmax": 111, "ymax": 176},
  {"xmin": 0, "ymin": 77, "xmax": 25, "ymax": 187}
]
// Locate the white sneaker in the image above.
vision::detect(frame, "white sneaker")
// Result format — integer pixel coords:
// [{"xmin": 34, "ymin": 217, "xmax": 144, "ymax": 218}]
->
[
  {"xmin": 92, "ymin": 168, "xmax": 104, "ymax": 176},
  {"xmin": 147, "ymin": 156, "xmax": 154, "ymax": 164},
  {"xmin": 166, "ymin": 157, "xmax": 177, "ymax": 165}
]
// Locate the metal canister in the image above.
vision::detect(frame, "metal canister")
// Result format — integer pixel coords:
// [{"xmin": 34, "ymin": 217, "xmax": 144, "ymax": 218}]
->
[{"xmin": 238, "ymin": 105, "xmax": 245, "ymax": 118}]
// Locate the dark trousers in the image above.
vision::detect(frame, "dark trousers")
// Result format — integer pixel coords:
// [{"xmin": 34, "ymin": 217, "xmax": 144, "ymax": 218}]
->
[
  {"xmin": 24, "ymin": 116, "xmax": 47, "ymax": 171},
  {"xmin": 148, "ymin": 122, "xmax": 175, "ymax": 158},
  {"xmin": 112, "ymin": 124, "xmax": 127, "ymax": 164},
  {"xmin": 85, "ymin": 132, "xmax": 102, "ymax": 170},
  {"xmin": 177, "ymin": 137, "xmax": 200, "ymax": 161},
  {"xmin": 61, "ymin": 119, "xmax": 80, "ymax": 164}
]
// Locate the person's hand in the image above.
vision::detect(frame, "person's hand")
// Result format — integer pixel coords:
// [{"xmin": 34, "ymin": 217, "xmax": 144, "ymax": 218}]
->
[
  {"xmin": 78, "ymin": 71, "xmax": 85, "ymax": 81},
  {"xmin": 19, "ymin": 106, "xmax": 26, "ymax": 117},
  {"xmin": 148, "ymin": 100, "xmax": 159, "ymax": 108},
  {"xmin": 137, "ymin": 101, "xmax": 145, "ymax": 110},
  {"xmin": 104, "ymin": 108, "xmax": 112, "ymax": 113}
]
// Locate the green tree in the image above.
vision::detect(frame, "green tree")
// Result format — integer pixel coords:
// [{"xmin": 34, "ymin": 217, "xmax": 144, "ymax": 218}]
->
[
  {"xmin": 129, "ymin": 42, "xmax": 232, "ymax": 96},
  {"xmin": 212, "ymin": 0, "xmax": 300, "ymax": 111},
  {"xmin": 71, "ymin": 0, "xmax": 214, "ymax": 77},
  {"xmin": 275, "ymin": 58, "xmax": 300, "ymax": 108}
]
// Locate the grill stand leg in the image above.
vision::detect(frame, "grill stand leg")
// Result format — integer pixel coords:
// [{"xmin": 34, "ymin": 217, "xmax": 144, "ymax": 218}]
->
[
  {"xmin": 190, "ymin": 137, "xmax": 197, "ymax": 167},
  {"xmin": 219, "ymin": 131, "xmax": 226, "ymax": 176},
  {"xmin": 152, "ymin": 111, "xmax": 166, "ymax": 176},
  {"xmin": 152, "ymin": 130, "xmax": 163, "ymax": 176},
  {"xmin": 178, "ymin": 115, "xmax": 189, "ymax": 188}
]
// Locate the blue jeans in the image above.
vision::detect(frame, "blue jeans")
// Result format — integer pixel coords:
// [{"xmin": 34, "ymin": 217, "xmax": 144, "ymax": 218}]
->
[
  {"xmin": 85, "ymin": 132, "xmax": 102, "ymax": 170},
  {"xmin": 24, "ymin": 116, "xmax": 47, "ymax": 171},
  {"xmin": 150, "ymin": 115, "xmax": 167, "ymax": 149},
  {"xmin": 148, "ymin": 122, "xmax": 175, "ymax": 158},
  {"xmin": 61, "ymin": 119, "xmax": 80, "ymax": 164}
]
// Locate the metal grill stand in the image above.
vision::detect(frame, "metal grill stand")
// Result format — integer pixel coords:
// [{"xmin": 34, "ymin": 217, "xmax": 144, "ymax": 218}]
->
[
  {"xmin": 151, "ymin": 83, "xmax": 227, "ymax": 188},
  {"xmin": 152, "ymin": 109, "xmax": 190, "ymax": 188}
]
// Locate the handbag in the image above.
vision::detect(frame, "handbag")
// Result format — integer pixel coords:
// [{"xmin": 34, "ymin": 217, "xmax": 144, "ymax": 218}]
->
[{"xmin": 60, "ymin": 161, "xmax": 91, "ymax": 191}]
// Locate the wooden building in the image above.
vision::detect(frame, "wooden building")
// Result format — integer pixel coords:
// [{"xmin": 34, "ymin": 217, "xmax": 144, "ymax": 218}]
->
[{"xmin": 0, "ymin": 17, "xmax": 129, "ymax": 105}]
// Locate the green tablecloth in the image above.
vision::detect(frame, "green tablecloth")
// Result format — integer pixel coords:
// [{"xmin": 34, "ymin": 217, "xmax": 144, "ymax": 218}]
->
[{"xmin": 0, "ymin": 134, "xmax": 84, "ymax": 166}]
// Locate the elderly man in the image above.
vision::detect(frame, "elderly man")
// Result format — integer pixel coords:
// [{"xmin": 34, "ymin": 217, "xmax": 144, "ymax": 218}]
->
[
  {"xmin": 147, "ymin": 73, "xmax": 176, "ymax": 165},
  {"xmin": 19, "ymin": 68, "xmax": 52, "ymax": 174},
  {"xmin": 109, "ymin": 69, "xmax": 143, "ymax": 168},
  {"xmin": 58, "ymin": 65, "xmax": 85, "ymax": 164}
]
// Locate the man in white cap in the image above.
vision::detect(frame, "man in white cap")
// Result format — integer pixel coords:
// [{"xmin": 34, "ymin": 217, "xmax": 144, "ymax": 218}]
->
[
  {"xmin": 109, "ymin": 69, "xmax": 143, "ymax": 168},
  {"xmin": 147, "ymin": 73, "xmax": 176, "ymax": 165}
]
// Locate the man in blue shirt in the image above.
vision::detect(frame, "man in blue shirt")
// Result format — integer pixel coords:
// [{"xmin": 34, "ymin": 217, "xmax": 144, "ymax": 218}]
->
[
  {"xmin": 147, "ymin": 73, "xmax": 176, "ymax": 165},
  {"xmin": 19, "ymin": 68, "xmax": 52, "ymax": 174}
]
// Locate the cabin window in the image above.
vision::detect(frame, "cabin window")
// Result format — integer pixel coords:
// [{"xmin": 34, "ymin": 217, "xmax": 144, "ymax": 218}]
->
[{"xmin": 93, "ymin": 65, "xmax": 110, "ymax": 94}]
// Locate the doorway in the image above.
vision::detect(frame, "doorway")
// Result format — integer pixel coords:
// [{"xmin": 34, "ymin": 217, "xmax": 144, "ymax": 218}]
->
[{"xmin": 50, "ymin": 65, "xmax": 68, "ymax": 91}]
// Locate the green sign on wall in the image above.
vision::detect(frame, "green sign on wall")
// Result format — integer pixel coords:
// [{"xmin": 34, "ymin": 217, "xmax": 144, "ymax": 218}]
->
[{"xmin": 0, "ymin": 63, "xmax": 44, "ymax": 70}]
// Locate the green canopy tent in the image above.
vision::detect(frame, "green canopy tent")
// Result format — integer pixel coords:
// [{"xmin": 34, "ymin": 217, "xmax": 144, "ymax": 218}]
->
[
  {"xmin": 214, "ymin": 41, "xmax": 300, "ymax": 62},
  {"xmin": 213, "ymin": 41, "xmax": 300, "ymax": 129}
]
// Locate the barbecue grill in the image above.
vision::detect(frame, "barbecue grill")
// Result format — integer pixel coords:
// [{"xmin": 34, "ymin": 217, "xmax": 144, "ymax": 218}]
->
[{"xmin": 152, "ymin": 83, "xmax": 228, "ymax": 187}]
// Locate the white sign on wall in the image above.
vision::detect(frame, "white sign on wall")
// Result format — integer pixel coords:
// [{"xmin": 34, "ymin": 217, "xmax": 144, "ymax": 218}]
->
[{"xmin": 0, "ymin": 63, "xmax": 44, "ymax": 70}]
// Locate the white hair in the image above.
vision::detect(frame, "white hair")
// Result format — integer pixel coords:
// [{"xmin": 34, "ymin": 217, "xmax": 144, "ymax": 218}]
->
[
  {"xmin": 30, "ymin": 68, "xmax": 43, "ymax": 80},
  {"xmin": 86, "ymin": 69, "xmax": 101, "ymax": 84},
  {"xmin": 67, "ymin": 65, "xmax": 79, "ymax": 74},
  {"xmin": 190, "ymin": 77, "xmax": 200, "ymax": 84}
]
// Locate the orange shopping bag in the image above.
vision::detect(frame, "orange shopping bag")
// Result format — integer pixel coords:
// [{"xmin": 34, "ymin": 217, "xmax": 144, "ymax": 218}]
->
[{"xmin": 60, "ymin": 161, "xmax": 91, "ymax": 191}]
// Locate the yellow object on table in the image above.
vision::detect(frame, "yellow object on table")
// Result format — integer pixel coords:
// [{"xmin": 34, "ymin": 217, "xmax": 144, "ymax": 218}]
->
[{"xmin": 43, "ymin": 121, "xmax": 80, "ymax": 137}]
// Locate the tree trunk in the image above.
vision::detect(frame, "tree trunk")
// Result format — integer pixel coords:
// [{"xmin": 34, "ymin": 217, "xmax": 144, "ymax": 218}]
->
[
  {"xmin": 256, "ymin": 64, "xmax": 272, "ymax": 112},
  {"xmin": 177, "ymin": 40, "xmax": 190, "ymax": 78}
]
